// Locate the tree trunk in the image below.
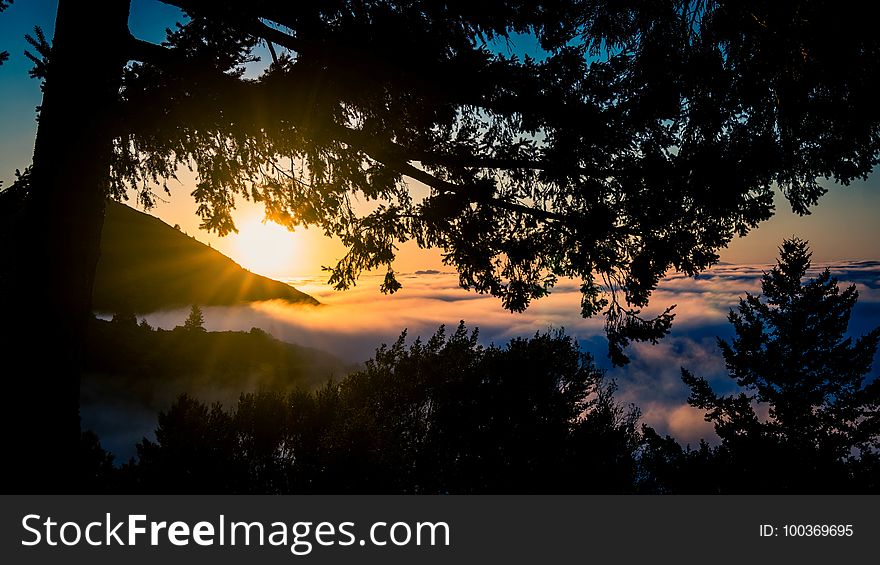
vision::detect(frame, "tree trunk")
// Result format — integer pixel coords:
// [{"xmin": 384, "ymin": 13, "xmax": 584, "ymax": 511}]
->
[{"xmin": 2, "ymin": 0, "xmax": 131, "ymax": 491}]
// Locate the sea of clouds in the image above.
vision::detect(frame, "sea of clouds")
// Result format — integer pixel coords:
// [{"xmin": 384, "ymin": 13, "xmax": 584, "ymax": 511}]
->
[{"xmin": 101, "ymin": 261, "xmax": 880, "ymax": 454}]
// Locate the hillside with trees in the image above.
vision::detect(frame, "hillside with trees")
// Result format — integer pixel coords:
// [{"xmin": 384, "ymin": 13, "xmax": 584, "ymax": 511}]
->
[
  {"xmin": 84, "ymin": 313, "xmax": 351, "ymax": 410},
  {"xmin": 121, "ymin": 323, "xmax": 642, "ymax": 493}
]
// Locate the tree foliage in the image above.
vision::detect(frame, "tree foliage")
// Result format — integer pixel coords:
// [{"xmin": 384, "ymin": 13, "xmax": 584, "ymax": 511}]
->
[
  {"xmin": 0, "ymin": 1, "xmax": 12, "ymax": 66},
  {"xmin": 128, "ymin": 324, "xmax": 641, "ymax": 493},
  {"xmin": 680, "ymin": 238, "xmax": 880, "ymax": 491},
  {"xmin": 94, "ymin": 0, "xmax": 880, "ymax": 362}
]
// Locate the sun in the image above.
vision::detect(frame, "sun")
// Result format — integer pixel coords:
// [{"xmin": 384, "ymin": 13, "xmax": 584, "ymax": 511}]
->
[{"xmin": 230, "ymin": 215, "xmax": 306, "ymax": 278}]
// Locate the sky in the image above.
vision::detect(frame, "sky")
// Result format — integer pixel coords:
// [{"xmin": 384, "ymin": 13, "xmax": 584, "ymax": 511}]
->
[{"xmin": 3, "ymin": 1, "xmax": 880, "ymax": 456}]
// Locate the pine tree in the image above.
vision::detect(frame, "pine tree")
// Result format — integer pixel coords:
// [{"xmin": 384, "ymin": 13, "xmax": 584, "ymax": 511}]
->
[
  {"xmin": 682, "ymin": 238, "xmax": 880, "ymax": 490},
  {"xmin": 183, "ymin": 304, "xmax": 206, "ymax": 332}
]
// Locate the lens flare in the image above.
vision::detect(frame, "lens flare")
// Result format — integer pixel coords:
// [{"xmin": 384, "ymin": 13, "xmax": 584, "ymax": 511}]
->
[{"xmin": 230, "ymin": 215, "xmax": 305, "ymax": 278}]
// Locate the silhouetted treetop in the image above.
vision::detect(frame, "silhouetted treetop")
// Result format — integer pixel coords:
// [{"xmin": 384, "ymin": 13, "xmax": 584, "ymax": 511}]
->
[
  {"xmin": 182, "ymin": 304, "xmax": 206, "ymax": 331},
  {"xmin": 130, "ymin": 323, "xmax": 642, "ymax": 493},
  {"xmin": 681, "ymin": 238, "xmax": 880, "ymax": 490}
]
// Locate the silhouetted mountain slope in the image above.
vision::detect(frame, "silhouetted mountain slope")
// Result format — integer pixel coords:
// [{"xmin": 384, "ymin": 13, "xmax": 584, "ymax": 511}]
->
[{"xmin": 93, "ymin": 201, "xmax": 318, "ymax": 313}]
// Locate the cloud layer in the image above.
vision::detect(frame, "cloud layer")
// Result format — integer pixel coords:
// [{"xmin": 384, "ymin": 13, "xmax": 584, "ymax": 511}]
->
[{"xmin": 132, "ymin": 261, "xmax": 880, "ymax": 447}]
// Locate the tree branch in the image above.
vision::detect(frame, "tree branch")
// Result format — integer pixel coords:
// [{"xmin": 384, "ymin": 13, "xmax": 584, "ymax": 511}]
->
[
  {"xmin": 265, "ymin": 39, "xmax": 279, "ymax": 65},
  {"xmin": 415, "ymin": 152, "xmax": 602, "ymax": 178},
  {"xmin": 329, "ymin": 125, "xmax": 571, "ymax": 223},
  {"xmin": 159, "ymin": 0, "xmax": 313, "ymax": 54},
  {"xmin": 247, "ymin": 19, "xmax": 311, "ymax": 54},
  {"xmin": 114, "ymin": 55, "xmax": 580, "ymax": 226},
  {"xmin": 125, "ymin": 34, "xmax": 175, "ymax": 66}
]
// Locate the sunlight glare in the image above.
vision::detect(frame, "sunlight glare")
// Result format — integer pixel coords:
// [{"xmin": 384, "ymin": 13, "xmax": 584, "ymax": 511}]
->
[{"xmin": 230, "ymin": 215, "xmax": 305, "ymax": 278}]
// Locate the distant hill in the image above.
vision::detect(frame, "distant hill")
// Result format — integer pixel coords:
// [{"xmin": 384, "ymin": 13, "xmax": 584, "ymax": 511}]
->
[
  {"xmin": 93, "ymin": 201, "xmax": 318, "ymax": 313},
  {"xmin": 84, "ymin": 316, "xmax": 351, "ymax": 406},
  {"xmin": 81, "ymin": 316, "xmax": 354, "ymax": 458}
]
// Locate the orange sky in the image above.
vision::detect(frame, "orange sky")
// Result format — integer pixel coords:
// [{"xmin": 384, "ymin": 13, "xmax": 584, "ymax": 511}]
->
[
  {"xmin": 140, "ymin": 176, "xmax": 448, "ymax": 280},
  {"xmin": 138, "ymin": 172, "xmax": 879, "ymax": 283}
]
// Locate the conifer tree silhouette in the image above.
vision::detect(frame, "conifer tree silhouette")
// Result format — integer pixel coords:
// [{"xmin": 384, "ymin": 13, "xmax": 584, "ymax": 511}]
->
[
  {"xmin": 681, "ymin": 238, "xmax": 880, "ymax": 491},
  {"xmin": 182, "ymin": 305, "xmax": 206, "ymax": 332}
]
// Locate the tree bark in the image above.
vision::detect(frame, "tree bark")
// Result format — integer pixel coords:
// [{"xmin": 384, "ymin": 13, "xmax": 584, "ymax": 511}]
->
[{"xmin": 3, "ymin": 0, "xmax": 131, "ymax": 491}]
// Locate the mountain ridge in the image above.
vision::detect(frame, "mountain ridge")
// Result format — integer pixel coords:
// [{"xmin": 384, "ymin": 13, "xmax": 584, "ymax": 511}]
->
[{"xmin": 93, "ymin": 200, "xmax": 318, "ymax": 313}]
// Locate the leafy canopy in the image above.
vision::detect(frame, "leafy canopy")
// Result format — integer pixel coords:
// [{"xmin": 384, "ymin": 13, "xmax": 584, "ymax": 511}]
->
[{"xmin": 78, "ymin": 0, "xmax": 880, "ymax": 362}]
